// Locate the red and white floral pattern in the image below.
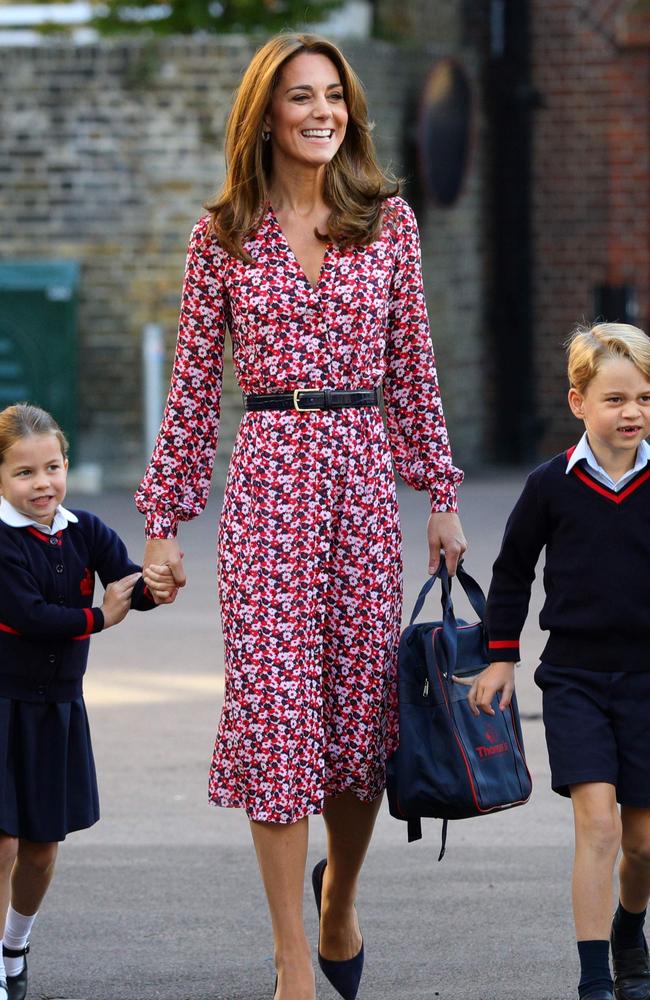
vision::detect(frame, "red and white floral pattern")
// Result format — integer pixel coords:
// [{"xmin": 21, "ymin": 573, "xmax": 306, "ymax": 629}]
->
[{"xmin": 136, "ymin": 196, "xmax": 463, "ymax": 823}]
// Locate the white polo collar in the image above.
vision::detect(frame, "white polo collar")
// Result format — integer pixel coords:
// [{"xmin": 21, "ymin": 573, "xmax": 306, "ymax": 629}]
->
[
  {"xmin": 566, "ymin": 432, "xmax": 650, "ymax": 491},
  {"xmin": 0, "ymin": 497, "xmax": 78, "ymax": 534}
]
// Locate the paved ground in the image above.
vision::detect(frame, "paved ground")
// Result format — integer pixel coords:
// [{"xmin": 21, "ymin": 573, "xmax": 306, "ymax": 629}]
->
[{"xmin": 31, "ymin": 472, "xmax": 583, "ymax": 1000}]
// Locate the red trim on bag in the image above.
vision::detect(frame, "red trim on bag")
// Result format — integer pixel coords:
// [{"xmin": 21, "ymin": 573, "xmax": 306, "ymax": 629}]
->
[
  {"xmin": 0, "ymin": 622, "xmax": 21, "ymax": 635},
  {"xmin": 432, "ymin": 629, "xmax": 483, "ymax": 813},
  {"xmin": 508, "ymin": 704, "xmax": 533, "ymax": 799},
  {"xmin": 431, "ymin": 626, "xmax": 532, "ymax": 815}
]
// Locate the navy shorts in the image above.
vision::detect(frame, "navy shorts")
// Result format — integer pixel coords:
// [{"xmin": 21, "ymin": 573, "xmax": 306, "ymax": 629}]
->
[{"xmin": 534, "ymin": 662, "xmax": 650, "ymax": 806}]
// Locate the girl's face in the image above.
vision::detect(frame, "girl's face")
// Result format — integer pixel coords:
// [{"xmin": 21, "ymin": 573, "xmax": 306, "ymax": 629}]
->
[
  {"xmin": 0, "ymin": 433, "xmax": 68, "ymax": 526},
  {"xmin": 263, "ymin": 52, "xmax": 348, "ymax": 173},
  {"xmin": 568, "ymin": 356, "xmax": 650, "ymax": 470}
]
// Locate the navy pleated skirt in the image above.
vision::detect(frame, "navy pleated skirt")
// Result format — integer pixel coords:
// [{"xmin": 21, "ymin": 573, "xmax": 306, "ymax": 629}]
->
[{"xmin": 0, "ymin": 696, "xmax": 99, "ymax": 842}]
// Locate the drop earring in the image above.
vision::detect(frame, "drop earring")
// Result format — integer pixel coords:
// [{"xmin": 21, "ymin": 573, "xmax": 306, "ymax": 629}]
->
[{"xmin": 262, "ymin": 130, "xmax": 271, "ymax": 142}]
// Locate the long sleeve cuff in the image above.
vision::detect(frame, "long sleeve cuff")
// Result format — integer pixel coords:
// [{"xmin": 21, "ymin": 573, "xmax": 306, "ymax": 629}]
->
[
  {"xmin": 427, "ymin": 478, "xmax": 460, "ymax": 513},
  {"xmin": 89, "ymin": 607, "xmax": 104, "ymax": 634},
  {"xmin": 487, "ymin": 638, "xmax": 520, "ymax": 663},
  {"xmin": 144, "ymin": 510, "xmax": 178, "ymax": 539}
]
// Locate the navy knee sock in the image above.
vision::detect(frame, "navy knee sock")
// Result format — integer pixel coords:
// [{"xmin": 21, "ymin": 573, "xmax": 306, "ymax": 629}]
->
[
  {"xmin": 612, "ymin": 902, "xmax": 647, "ymax": 950},
  {"xmin": 578, "ymin": 940, "xmax": 613, "ymax": 998}
]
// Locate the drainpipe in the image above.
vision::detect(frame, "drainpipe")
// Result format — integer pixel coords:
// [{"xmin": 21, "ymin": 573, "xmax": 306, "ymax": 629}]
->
[{"xmin": 486, "ymin": 0, "xmax": 541, "ymax": 462}]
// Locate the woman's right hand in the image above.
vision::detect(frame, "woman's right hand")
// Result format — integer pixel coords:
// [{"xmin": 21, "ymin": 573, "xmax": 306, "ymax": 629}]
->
[
  {"xmin": 101, "ymin": 572, "xmax": 142, "ymax": 628},
  {"xmin": 142, "ymin": 538, "xmax": 187, "ymax": 604}
]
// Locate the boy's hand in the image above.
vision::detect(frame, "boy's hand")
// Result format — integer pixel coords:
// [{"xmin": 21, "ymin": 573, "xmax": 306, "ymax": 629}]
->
[
  {"xmin": 455, "ymin": 661, "xmax": 516, "ymax": 716},
  {"xmin": 101, "ymin": 572, "xmax": 142, "ymax": 628},
  {"xmin": 143, "ymin": 563, "xmax": 178, "ymax": 604}
]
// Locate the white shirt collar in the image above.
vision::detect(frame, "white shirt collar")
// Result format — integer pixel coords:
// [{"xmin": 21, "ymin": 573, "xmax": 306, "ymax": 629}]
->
[
  {"xmin": 566, "ymin": 432, "xmax": 650, "ymax": 491},
  {"xmin": 0, "ymin": 497, "xmax": 78, "ymax": 534}
]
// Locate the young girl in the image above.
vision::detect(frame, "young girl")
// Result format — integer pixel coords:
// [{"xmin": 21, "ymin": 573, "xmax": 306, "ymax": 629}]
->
[
  {"xmin": 468, "ymin": 323, "xmax": 650, "ymax": 1000},
  {"xmin": 0, "ymin": 403, "xmax": 157, "ymax": 1000}
]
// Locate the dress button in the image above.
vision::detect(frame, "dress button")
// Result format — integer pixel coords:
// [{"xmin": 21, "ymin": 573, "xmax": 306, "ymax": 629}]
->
[
  {"xmin": 55, "ymin": 564, "xmax": 64, "ymax": 573},
  {"xmin": 48, "ymin": 654, "xmax": 56, "ymax": 663}
]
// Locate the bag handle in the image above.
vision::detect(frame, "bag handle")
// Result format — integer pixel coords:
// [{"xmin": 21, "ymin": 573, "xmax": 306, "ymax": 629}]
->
[
  {"xmin": 408, "ymin": 559, "xmax": 445, "ymax": 625},
  {"xmin": 408, "ymin": 557, "xmax": 488, "ymax": 682},
  {"xmin": 409, "ymin": 557, "xmax": 487, "ymax": 626},
  {"xmin": 453, "ymin": 563, "xmax": 487, "ymax": 620}
]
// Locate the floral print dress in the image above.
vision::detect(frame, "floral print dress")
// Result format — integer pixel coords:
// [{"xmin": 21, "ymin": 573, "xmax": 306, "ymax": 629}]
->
[{"xmin": 135, "ymin": 196, "xmax": 463, "ymax": 824}]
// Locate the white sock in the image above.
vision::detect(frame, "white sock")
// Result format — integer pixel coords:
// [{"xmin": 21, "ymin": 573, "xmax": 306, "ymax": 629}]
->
[{"xmin": 2, "ymin": 906, "xmax": 36, "ymax": 976}]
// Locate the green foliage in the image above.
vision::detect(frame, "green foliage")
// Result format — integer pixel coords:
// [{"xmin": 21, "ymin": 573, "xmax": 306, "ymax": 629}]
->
[{"xmin": 88, "ymin": 0, "xmax": 345, "ymax": 35}]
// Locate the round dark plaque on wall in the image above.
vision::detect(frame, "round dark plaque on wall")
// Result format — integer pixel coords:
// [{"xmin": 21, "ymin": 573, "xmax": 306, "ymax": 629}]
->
[{"xmin": 417, "ymin": 58, "xmax": 472, "ymax": 207}]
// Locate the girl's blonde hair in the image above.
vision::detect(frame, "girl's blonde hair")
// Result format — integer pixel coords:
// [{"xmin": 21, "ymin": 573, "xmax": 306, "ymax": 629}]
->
[
  {"xmin": 0, "ymin": 403, "xmax": 69, "ymax": 463},
  {"xmin": 205, "ymin": 32, "xmax": 399, "ymax": 261},
  {"xmin": 566, "ymin": 322, "xmax": 650, "ymax": 394}
]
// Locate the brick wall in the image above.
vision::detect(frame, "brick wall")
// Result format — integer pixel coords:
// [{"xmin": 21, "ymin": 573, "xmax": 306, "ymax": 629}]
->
[
  {"xmin": 530, "ymin": 0, "xmax": 650, "ymax": 455},
  {"xmin": 375, "ymin": 0, "xmax": 462, "ymax": 44},
  {"xmin": 1, "ymin": 36, "xmax": 485, "ymax": 485}
]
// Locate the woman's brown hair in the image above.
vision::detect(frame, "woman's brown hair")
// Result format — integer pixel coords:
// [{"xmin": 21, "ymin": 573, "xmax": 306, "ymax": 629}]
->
[
  {"xmin": 205, "ymin": 32, "xmax": 399, "ymax": 261},
  {"xmin": 0, "ymin": 403, "xmax": 69, "ymax": 463}
]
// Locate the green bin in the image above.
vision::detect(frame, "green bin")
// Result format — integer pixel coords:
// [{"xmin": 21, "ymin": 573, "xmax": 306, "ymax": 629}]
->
[{"xmin": 0, "ymin": 261, "xmax": 80, "ymax": 462}]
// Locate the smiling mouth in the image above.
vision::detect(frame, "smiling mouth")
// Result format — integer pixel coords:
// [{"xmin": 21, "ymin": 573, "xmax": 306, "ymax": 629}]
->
[
  {"xmin": 619, "ymin": 426, "xmax": 642, "ymax": 434},
  {"xmin": 31, "ymin": 495, "xmax": 54, "ymax": 505},
  {"xmin": 301, "ymin": 129, "xmax": 334, "ymax": 139}
]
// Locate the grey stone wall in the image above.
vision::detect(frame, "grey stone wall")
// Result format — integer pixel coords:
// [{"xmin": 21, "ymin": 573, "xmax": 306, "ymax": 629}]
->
[{"xmin": 1, "ymin": 36, "xmax": 485, "ymax": 487}]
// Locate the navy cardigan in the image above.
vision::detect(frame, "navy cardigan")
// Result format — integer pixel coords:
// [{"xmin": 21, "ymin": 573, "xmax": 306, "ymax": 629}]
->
[{"xmin": 0, "ymin": 510, "xmax": 155, "ymax": 702}]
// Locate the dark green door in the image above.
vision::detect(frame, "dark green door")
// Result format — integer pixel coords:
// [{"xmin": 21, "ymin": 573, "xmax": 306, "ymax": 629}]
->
[{"xmin": 0, "ymin": 261, "xmax": 80, "ymax": 461}]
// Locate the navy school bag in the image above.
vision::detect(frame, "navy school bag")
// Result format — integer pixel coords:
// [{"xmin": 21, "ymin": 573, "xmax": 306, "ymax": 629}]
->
[{"xmin": 386, "ymin": 556, "xmax": 532, "ymax": 858}]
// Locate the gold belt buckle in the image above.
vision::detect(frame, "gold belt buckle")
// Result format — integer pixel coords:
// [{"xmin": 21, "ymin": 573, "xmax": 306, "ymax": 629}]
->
[{"xmin": 293, "ymin": 388, "xmax": 321, "ymax": 412}]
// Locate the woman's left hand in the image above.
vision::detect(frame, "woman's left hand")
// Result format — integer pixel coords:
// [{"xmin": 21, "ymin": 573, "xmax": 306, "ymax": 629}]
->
[{"xmin": 427, "ymin": 511, "xmax": 468, "ymax": 576}]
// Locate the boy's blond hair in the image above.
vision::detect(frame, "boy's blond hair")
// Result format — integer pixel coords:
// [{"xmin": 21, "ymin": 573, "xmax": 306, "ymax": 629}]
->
[{"xmin": 566, "ymin": 322, "xmax": 650, "ymax": 394}]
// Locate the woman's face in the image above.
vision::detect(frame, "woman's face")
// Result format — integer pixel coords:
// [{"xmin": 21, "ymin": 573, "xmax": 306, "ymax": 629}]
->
[{"xmin": 264, "ymin": 52, "xmax": 348, "ymax": 172}]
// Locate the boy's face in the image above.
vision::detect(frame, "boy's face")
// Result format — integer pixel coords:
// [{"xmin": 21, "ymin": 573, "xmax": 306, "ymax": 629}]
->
[
  {"xmin": 568, "ymin": 356, "xmax": 650, "ymax": 469},
  {"xmin": 0, "ymin": 433, "xmax": 68, "ymax": 526}
]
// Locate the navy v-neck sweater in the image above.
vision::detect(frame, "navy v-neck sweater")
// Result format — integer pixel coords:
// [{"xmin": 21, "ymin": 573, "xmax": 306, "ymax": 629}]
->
[{"xmin": 486, "ymin": 448, "xmax": 650, "ymax": 672}]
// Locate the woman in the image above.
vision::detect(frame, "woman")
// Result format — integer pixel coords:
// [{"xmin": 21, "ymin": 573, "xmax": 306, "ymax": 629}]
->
[{"xmin": 136, "ymin": 33, "xmax": 466, "ymax": 1000}]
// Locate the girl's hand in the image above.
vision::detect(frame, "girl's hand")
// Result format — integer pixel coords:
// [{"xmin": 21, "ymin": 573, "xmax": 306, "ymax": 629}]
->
[
  {"xmin": 455, "ymin": 661, "xmax": 516, "ymax": 716},
  {"xmin": 427, "ymin": 511, "xmax": 468, "ymax": 576},
  {"xmin": 142, "ymin": 538, "xmax": 186, "ymax": 604},
  {"xmin": 143, "ymin": 563, "xmax": 178, "ymax": 604},
  {"xmin": 101, "ymin": 572, "xmax": 142, "ymax": 628}
]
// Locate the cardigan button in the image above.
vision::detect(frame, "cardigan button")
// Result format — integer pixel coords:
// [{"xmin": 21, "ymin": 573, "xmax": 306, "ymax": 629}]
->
[
  {"xmin": 48, "ymin": 654, "xmax": 56, "ymax": 663},
  {"xmin": 37, "ymin": 686, "xmax": 46, "ymax": 696},
  {"xmin": 49, "ymin": 537, "xmax": 59, "ymax": 546},
  {"xmin": 55, "ymin": 564, "xmax": 64, "ymax": 573}
]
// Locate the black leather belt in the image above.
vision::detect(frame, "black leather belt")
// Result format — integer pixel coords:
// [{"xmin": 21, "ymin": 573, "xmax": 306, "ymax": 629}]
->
[{"xmin": 244, "ymin": 388, "xmax": 380, "ymax": 413}]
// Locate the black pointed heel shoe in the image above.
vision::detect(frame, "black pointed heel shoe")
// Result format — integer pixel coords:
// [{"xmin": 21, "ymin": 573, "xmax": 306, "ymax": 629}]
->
[
  {"xmin": 2, "ymin": 943, "xmax": 29, "ymax": 1000},
  {"xmin": 311, "ymin": 858, "xmax": 364, "ymax": 1000}
]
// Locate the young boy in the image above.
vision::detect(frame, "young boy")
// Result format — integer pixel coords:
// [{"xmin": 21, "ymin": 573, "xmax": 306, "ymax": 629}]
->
[{"xmin": 469, "ymin": 323, "xmax": 650, "ymax": 1000}]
